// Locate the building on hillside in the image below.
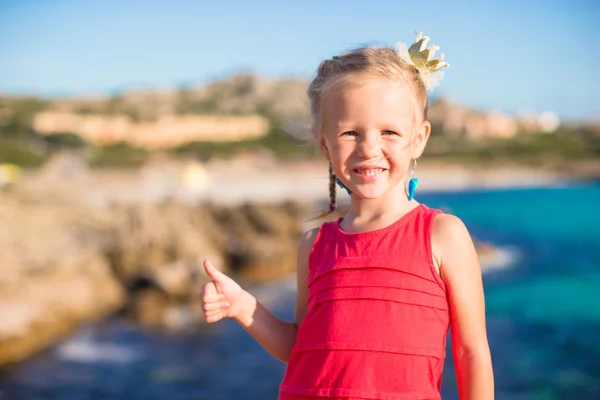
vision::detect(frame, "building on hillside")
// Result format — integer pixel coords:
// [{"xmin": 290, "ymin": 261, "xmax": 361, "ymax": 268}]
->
[{"xmin": 32, "ymin": 112, "xmax": 270, "ymax": 149}]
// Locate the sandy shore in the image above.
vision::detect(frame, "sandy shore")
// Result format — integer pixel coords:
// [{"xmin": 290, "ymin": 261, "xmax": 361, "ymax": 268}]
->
[{"xmin": 14, "ymin": 159, "xmax": 577, "ymax": 207}]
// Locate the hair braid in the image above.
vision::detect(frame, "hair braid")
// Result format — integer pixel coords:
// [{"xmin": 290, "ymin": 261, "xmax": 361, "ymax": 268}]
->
[{"xmin": 327, "ymin": 162, "xmax": 337, "ymax": 214}]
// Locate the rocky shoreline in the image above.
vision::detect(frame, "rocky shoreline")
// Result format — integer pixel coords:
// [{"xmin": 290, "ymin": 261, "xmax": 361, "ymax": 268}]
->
[
  {"xmin": 0, "ymin": 186, "xmax": 307, "ymax": 367},
  {"xmin": 0, "ymin": 162, "xmax": 522, "ymax": 368}
]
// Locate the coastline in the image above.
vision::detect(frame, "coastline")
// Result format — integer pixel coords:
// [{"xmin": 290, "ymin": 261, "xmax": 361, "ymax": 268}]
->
[
  {"xmin": 14, "ymin": 158, "xmax": 593, "ymax": 208},
  {"xmin": 0, "ymin": 162, "xmax": 583, "ymax": 369}
]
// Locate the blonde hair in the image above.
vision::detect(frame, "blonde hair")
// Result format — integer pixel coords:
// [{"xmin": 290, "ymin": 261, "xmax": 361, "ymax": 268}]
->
[{"xmin": 307, "ymin": 46, "xmax": 429, "ymax": 214}]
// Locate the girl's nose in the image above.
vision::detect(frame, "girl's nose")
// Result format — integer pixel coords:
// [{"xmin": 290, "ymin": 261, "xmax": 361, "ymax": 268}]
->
[{"xmin": 357, "ymin": 135, "xmax": 382, "ymax": 159}]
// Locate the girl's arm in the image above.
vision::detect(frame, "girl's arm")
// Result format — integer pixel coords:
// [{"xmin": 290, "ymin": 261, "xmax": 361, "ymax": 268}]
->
[
  {"xmin": 201, "ymin": 228, "xmax": 316, "ymax": 363},
  {"xmin": 432, "ymin": 214, "xmax": 495, "ymax": 400},
  {"xmin": 234, "ymin": 228, "xmax": 315, "ymax": 362}
]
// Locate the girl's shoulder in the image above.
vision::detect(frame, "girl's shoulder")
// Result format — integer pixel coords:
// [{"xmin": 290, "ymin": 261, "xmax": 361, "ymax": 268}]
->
[
  {"xmin": 415, "ymin": 202, "xmax": 468, "ymax": 238},
  {"xmin": 431, "ymin": 212, "xmax": 472, "ymax": 245},
  {"xmin": 298, "ymin": 226, "xmax": 321, "ymax": 253},
  {"xmin": 430, "ymin": 211, "xmax": 479, "ymax": 278},
  {"xmin": 297, "ymin": 218, "xmax": 340, "ymax": 262},
  {"xmin": 297, "ymin": 223, "xmax": 326, "ymax": 259}
]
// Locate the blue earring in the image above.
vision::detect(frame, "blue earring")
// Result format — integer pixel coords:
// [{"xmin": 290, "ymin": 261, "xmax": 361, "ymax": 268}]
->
[
  {"xmin": 406, "ymin": 159, "xmax": 419, "ymax": 201},
  {"xmin": 336, "ymin": 177, "xmax": 352, "ymax": 195},
  {"xmin": 329, "ymin": 161, "xmax": 352, "ymax": 195}
]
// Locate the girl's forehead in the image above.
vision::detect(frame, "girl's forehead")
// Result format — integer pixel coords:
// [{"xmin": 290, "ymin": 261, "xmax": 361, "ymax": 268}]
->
[{"xmin": 322, "ymin": 79, "xmax": 416, "ymax": 128}]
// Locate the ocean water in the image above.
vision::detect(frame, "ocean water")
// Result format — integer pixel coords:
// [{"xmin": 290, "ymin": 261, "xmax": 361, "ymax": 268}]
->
[
  {"xmin": 423, "ymin": 182, "xmax": 600, "ymax": 399},
  {"xmin": 1, "ymin": 183, "xmax": 599, "ymax": 399}
]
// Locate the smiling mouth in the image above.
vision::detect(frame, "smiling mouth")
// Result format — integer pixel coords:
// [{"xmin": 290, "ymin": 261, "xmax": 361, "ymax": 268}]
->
[{"xmin": 354, "ymin": 168, "xmax": 386, "ymax": 176}]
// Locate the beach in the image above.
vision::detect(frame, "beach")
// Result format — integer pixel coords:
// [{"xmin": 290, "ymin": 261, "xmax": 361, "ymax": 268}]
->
[
  {"xmin": 1, "ymin": 160, "xmax": 598, "ymax": 399},
  {"xmin": 1, "ymin": 181, "xmax": 598, "ymax": 399},
  {"xmin": 13, "ymin": 157, "xmax": 575, "ymax": 206}
]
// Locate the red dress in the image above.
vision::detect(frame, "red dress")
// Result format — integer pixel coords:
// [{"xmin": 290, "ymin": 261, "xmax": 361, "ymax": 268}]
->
[{"xmin": 279, "ymin": 204, "xmax": 449, "ymax": 400}]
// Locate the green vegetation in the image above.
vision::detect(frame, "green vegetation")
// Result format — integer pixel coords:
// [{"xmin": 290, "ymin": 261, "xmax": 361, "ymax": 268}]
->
[
  {"xmin": 172, "ymin": 119, "xmax": 316, "ymax": 161},
  {"xmin": 87, "ymin": 142, "xmax": 150, "ymax": 167},
  {"xmin": 0, "ymin": 139, "xmax": 47, "ymax": 167},
  {"xmin": 1, "ymin": 118, "xmax": 598, "ymax": 170},
  {"xmin": 0, "ymin": 78, "xmax": 598, "ymax": 172},
  {"xmin": 423, "ymin": 127, "xmax": 600, "ymax": 167},
  {"xmin": 44, "ymin": 133, "xmax": 87, "ymax": 149},
  {"xmin": 0, "ymin": 97, "xmax": 49, "ymax": 140}
]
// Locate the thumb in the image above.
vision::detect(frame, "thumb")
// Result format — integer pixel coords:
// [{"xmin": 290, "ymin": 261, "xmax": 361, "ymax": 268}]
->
[
  {"xmin": 203, "ymin": 280, "xmax": 219, "ymax": 297},
  {"xmin": 203, "ymin": 259, "xmax": 228, "ymax": 283}
]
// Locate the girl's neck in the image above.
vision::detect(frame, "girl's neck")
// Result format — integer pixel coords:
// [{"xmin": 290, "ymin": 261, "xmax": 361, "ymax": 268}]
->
[{"xmin": 344, "ymin": 186, "xmax": 419, "ymax": 230}]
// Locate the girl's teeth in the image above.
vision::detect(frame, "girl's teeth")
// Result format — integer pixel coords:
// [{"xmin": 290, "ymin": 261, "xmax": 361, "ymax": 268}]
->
[{"xmin": 358, "ymin": 169, "xmax": 383, "ymax": 176}]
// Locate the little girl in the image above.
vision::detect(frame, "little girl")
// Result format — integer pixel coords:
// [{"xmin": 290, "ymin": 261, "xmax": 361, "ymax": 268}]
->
[{"xmin": 201, "ymin": 32, "xmax": 494, "ymax": 399}]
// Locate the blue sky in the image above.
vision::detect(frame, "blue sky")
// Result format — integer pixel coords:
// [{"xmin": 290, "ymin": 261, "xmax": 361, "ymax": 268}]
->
[{"xmin": 0, "ymin": 0, "xmax": 597, "ymax": 121}]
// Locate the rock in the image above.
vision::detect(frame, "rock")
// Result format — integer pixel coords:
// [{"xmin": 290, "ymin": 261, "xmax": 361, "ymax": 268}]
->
[
  {"xmin": 38, "ymin": 151, "xmax": 88, "ymax": 181},
  {"xmin": 101, "ymin": 201, "xmax": 224, "ymax": 282},
  {"xmin": 119, "ymin": 201, "xmax": 307, "ymax": 328},
  {"xmin": 0, "ymin": 189, "xmax": 124, "ymax": 366},
  {"xmin": 207, "ymin": 201, "xmax": 306, "ymax": 281},
  {"xmin": 0, "ymin": 182, "xmax": 517, "ymax": 364},
  {"xmin": 0, "ymin": 187, "xmax": 307, "ymax": 362},
  {"xmin": 0, "ymin": 252, "xmax": 123, "ymax": 366},
  {"xmin": 475, "ymin": 241, "xmax": 518, "ymax": 272}
]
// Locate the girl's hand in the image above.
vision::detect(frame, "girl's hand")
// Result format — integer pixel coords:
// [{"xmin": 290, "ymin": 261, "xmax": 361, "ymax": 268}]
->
[{"xmin": 201, "ymin": 259, "xmax": 246, "ymax": 323}]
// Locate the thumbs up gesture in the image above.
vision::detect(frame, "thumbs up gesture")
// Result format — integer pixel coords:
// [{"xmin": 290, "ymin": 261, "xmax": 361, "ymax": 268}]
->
[{"xmin": 201, "ymin": 259, "xmax": 246, "ymax": 323}]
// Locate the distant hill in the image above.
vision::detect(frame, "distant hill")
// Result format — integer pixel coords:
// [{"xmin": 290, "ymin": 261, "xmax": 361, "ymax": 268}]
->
[
  {"xmin": 1, "ymin": 74, "xmax": 598, "ymax": 170},
  {"xmin": 41, "ymin": 74, "xmax": 310, "ymax": 121}
]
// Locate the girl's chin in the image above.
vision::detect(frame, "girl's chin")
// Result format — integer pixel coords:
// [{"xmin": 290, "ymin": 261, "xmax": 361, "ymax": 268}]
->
[
  {"xmin": 349, "ymin": 187, "xmax": 395, "ymax": 200},
  {"xmin": 347, "ymin": 181, "xmax": 405, "ymax": 200}
]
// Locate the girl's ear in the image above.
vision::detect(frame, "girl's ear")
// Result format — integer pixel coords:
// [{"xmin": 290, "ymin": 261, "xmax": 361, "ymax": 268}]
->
[
  {"xmin": 412, "ymin": 120, "xmax": 431, "ymax": 159},
  {"xmin": 312, "ymin": 124, "xmax": 330, "ymax": 160}
]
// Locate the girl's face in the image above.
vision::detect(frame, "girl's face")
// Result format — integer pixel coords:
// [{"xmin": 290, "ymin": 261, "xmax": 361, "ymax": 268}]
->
[{"xmin": 317, "ymin": 78, "xmax": 430, "ymax": 200}]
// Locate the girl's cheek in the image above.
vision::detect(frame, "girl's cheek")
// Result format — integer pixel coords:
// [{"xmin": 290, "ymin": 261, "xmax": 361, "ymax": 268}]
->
[
  {"xmin": 388, "ymin": 140, "xmax": 412, "ymax": 153},
  {"xmin": 333, "ymin": 141, "xmax": 355, "ymax": 153}
]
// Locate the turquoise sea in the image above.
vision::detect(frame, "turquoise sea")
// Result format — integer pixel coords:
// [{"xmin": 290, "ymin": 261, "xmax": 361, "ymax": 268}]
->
[
  {"xmin": 1, "ymin": 183, "xmax": 599, "ymax": 399},
  {"xmin": 425, "ymin": 182, "xmax": 600, "ymax": 399}
]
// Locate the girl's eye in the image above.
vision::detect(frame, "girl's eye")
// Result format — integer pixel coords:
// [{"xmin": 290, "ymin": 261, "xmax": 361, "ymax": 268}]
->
[{"xmin": 340, "ymin": 130, "xmax": 400, "ymax": 137}]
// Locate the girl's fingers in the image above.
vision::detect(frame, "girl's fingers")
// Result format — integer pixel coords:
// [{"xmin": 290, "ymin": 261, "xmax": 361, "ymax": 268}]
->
[
  {"xmin": 206, "ymin": 311, "xmax": 225, "ymax": 323},
  {"xmin": 205, "ymin": 309, "xmax": 224, "ymax": 318},
  {"xmin": 202, "ymin": 293, "xmax": 225, "ymax": 303},
  {"xmin": 203, "ymin": 301, "xmax": 231, "ymax": 312},
  {"xmin": 200, "ymin": 286, "xmax": 230, "ymax": 323}
]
